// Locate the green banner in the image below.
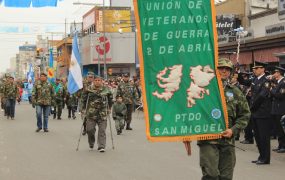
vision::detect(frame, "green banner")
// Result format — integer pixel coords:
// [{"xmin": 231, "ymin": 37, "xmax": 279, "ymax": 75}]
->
[{"xmin": 134, "ymin": 0, "xmax": 228, "ymax": 142}]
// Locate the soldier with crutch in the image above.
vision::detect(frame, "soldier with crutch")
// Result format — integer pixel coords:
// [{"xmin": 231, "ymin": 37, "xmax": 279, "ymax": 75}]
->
[
  {"xmin": 80, "ymin": 72, "xmax": 95, "ymax": 135},
  {"xmin": 81, "ymin": 75, "xmax": 113, "ymax": 152}
]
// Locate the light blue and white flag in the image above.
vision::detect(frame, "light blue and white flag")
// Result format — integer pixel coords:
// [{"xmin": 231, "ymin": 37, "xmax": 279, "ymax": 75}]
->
[
  {"xmin": 27, "ymin": 63, "xmax": 34, "ymax": 83},
  {"xmin": 68, "ymin": 32, "xmax": 83, "ymax": 94}
]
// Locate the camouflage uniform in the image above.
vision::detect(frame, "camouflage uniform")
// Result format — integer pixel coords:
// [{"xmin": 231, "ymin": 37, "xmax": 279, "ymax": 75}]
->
[
  {"xmin": 3, "ymin": 78, "xmax": 19, "ymax": 119},
  {"xmin": 62, "ymin": 81, "xmax": 68, "ymax": 109},
  {"xmin": 53, "ymin": 82, "xmax": 65, "ymax": 119},
  {"xmin": 112, "ymin": 101, "xmax": 127, "ymax": 135},
  {"xmin": 198, "ymin": 58, "xmax": 250, "ymax": 180},
  {"xmin": 0, "ymin": 79, "xmax": 5, "ymax": 111},
  {"xmin": 66, "ymin": 92, "xmax": 78, "ymax": 119},
  {"xmin": 82, "ymin": 82, "xmax": 112, "ymax": 150},
  {"xmin": 117, "ymin": 76, "xmax": 139, "ymax": 130},
  {"xmin": 32, "ymin": 78, "xmax": 55, "ymax": 131},
  {"xmin": 80, "ymin": 76, "xmax": 94, "ymax": 135}
]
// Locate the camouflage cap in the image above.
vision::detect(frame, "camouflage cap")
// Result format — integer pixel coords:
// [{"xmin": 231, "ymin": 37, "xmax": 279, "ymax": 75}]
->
[
  {"xmin": 5, "ymin": 73, "xmax": 11, "ymax": 78},
  {"xmin": 40, "ymin": 72, "xmax": 47, "ymax": 76},
  {"xmin": 218, "ymin": 58, "xmax": 233, "ymax": 69},
  {"xmin": 87, "ymin": 71, "xmax": 95, "ymax": 77},
  {"xmin": 94, "ymin": 74, "xmax": 103, "ymax": 79},
  {"xmin": 116, "ymin": 94, "xmax": 123, "ymax": 99},
  {"xmin": 123, "ymin": 73, "xmax": 129, "ymax": 77}
]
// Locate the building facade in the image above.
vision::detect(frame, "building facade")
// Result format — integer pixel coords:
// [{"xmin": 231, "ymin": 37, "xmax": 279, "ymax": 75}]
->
[
  {"xmin": 217, "ymin": 0, "xmax": 285, "ymax": 69},
  {"xmin": 81, "ymin": 32, "xmax": 136, "ymax": 77}
]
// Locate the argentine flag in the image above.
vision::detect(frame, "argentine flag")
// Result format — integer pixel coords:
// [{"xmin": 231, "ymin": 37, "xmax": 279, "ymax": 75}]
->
[{"xmin": 68, "ymin": 32, "xmax": 83, "ymax": 94}]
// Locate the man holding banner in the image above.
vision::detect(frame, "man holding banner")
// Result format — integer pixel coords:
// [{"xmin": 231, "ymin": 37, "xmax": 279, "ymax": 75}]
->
[
  {"xmin": 198, "ymin": 58, "xmax": 250, "ymax": 180},
  {"xmin": 134, "ymin": 0, "xmax": 250, "ymax": 179}
]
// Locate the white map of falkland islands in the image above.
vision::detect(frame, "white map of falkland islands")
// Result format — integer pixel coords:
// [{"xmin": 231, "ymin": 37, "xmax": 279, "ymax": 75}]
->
[{"xmin": 152, "ymin": 64, "xmax": 215, "ymax": 107}]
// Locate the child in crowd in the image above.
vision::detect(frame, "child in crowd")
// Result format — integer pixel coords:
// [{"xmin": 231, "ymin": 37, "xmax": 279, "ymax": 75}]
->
[{"xmin": 112, "ymin": 95, "xmax": 127, "ymax": 135}]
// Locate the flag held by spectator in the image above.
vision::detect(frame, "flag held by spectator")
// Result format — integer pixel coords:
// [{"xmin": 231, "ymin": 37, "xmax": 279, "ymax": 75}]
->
[{"xmin": 68, "ymin": 32, "xmax": 83, "ymax": 94}]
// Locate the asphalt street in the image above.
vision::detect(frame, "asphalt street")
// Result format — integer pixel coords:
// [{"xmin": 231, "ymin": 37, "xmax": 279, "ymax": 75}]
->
[{"xmin": 0, "ymin": 102, "xmax": 284, "ymax": 180}]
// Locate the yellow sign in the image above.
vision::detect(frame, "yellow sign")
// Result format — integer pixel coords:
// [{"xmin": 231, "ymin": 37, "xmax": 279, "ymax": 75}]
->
[{"xmin": 96, "ymin": 8, "xmax": 132, "ymax": 33}]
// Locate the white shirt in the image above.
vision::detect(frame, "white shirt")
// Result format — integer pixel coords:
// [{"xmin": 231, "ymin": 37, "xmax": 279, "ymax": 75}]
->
[
  {"xmin": 257, "ymin": 73, "xmax": 265, "ymax": 80},
  {"xmin": 278, "ymin": 77, "xmax": 284, "ymax": 84}
]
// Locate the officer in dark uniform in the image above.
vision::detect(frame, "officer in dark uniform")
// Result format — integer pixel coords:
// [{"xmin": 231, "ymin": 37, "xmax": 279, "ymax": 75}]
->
[
  {"xmin": 270, "ymin": 66, "xmax": 285, "ymax": 153},
  {"xmin": 238, "ymin": 61, "xmax": 272, "ymax": 165}
]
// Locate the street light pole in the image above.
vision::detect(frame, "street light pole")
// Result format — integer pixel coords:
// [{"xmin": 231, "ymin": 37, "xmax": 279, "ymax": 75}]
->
[
  {"xmin": 234, "ymin": 27, "xmax": 248, "ymax": 65},
  {"xmin": 90, "ymin": 32, "xmax": 94, "ymax": 69},
  {"xmin": 102, "ymin": 0, "xmax": 107, "ymax": 80},
  {"xmin": 73, "ymin": 1, "xmax": 105, "ymax": 77}
]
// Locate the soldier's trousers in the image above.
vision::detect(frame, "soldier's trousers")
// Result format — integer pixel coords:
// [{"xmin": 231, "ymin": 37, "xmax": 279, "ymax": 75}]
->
[
  {"xmin": 244, "ymin": 116, "xmax": 254, "ymax": 141},
  {"xmin": 86, "ymin": 118, "xmax": 107, "ymax": 148},
  {"xmin": 199, "ymin": 144, "xmax": 236, "ymax": 180},
  {"xmin": 252, "ymin": 117, "xmax": 271, "ymax": 163},
  {"xmin": 125, "ymin": 104, "xmax": 133, "ymax": 125},
  {"xmin": 54, "ymin": 103, "xmax": 63, "ymax": 118},
  {"xmin": 6, "ymin": 99, "xmax": 16, "ymax": 118},
  {"xmin": 67, "ymin": 106, "xmax": 75, "ymax": 118},
  {"xmin": 114, "ymin": 118, "xmax": 124, "ymax": 131}
]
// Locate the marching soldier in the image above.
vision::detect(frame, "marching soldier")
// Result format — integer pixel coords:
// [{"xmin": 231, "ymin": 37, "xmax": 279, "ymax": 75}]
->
[
  {"xmin": 270, "ymin": 66, "xmax": 285, "ymax": 153},
  {"xmin": 80, "ymin": 72, "xmax": 95, "ymax": 135},
  {"xmin": 197, "ymin": 58, "xmax": 250, "ymax": 179},
  {"xmin": 32, "ymin": 73, "xmax": 55, "ymax": 132},
  {"xmin": 53, "ymin": 78, "xmax": 65, "ymax": 120},
  {"xmin": 81, "ymin": 75, "xmax": 112, "ymax": 152},
  {"xmin": 0, "ymin": 77, "xmax": 5, "ymax": 112},
  {"xmin": 66, "ymin": 91, "xmax": 78, "ymax": 119},
  {"xmin": 3, "ymin": 75, "xmax": 19, "ymax": 120},
  {"xmin": 117, "ymin": 73, "xmax": 139, "ymax": 130},
  {"xmin": 238, "ymin": 61, "xmax": 272, "ymax": 165},
  {"xmin": 61, "ymin": 78, "xmax": 68, "ymax": 109}
]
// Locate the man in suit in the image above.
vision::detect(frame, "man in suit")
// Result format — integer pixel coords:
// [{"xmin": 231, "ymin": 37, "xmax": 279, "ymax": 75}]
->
[
  {"xmin": 270, "ymin": 66, "xmax": 285, "ymax": 153},
  {"xmin": 238, "ymin": 61, "xmax": 272, "ymax": 165}
]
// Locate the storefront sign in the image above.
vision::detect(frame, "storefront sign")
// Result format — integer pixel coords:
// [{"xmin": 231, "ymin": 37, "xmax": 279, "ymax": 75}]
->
[{"xmin": 265, "ymin": 23, "xmax": 285, "ymax": 36}]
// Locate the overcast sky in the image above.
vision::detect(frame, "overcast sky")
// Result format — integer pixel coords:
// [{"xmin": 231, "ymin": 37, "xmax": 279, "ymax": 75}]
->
[{"xmin": 0, "ymin": 0, "xmax": 111, "ymax": 73}]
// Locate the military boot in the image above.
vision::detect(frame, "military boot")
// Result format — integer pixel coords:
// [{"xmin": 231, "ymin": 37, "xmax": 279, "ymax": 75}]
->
[
  {"xmin": 126, "ymin": 123, "xmax": 132, "ymax": 130},
  {"xmin": 82, "ymin": 129, "xmax": 87, "ymax": 136},
  {"xmin": 117, "ymin": 130, "xmax": 121, "ymax": 135}
]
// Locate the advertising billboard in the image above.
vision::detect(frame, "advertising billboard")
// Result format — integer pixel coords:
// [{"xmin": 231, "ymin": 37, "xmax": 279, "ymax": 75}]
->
[
  {"xmin": 95, "ymin": 7, "xmax": 132, "ymax": 33},
  {"xmin": 216, "ymin": 14, "xmax": 241, "ymax": 44}
]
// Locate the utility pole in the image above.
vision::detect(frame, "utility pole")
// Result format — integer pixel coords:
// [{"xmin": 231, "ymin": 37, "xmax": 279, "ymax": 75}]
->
[{"xmin": 103, "ymin": 0, "xmax": 107, "ymax": 80}]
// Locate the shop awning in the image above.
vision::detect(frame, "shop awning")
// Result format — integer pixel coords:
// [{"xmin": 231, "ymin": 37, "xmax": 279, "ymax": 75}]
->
[{"xmin": 254, "ymin": 47, "xmax": 285, "ymax": 62}]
